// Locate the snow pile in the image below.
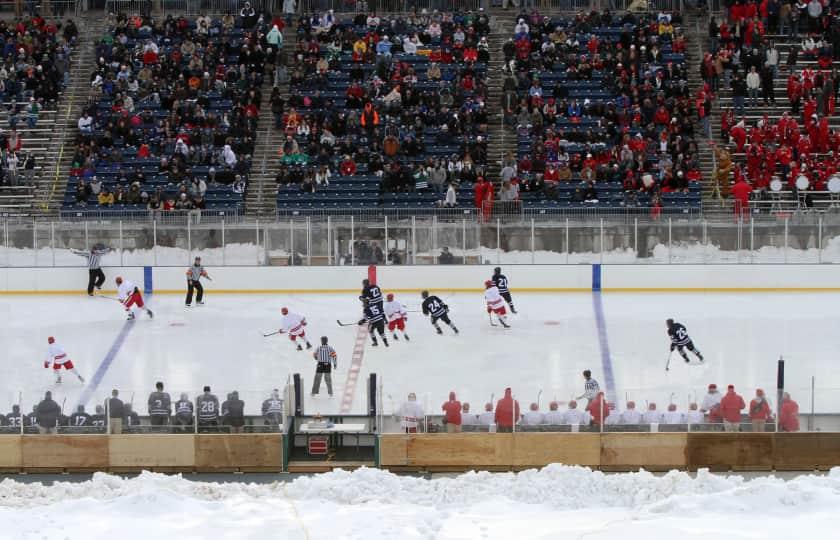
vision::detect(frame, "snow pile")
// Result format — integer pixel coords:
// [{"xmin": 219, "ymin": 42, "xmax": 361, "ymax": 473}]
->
[{"xmin": 0, "ymin": 466, "xmax": 838, "ymax": 539}]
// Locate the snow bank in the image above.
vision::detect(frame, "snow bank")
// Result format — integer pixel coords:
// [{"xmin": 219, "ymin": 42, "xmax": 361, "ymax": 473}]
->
[{"xmin": 0, "ymin": 466, "xmax": 838, "ymax": 539}]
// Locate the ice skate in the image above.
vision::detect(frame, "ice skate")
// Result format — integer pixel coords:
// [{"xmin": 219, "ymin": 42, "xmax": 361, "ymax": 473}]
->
[
  {"xmin": 393, "ymin": 333, "xmax": 399, "ymax": 341},
  {"xmin": 146, "ymin": 309, "xmax": 154, "ymax": 319},
  {"xmin": 297, "ymin": 344, "xmax": 303, "ymax": 351}
]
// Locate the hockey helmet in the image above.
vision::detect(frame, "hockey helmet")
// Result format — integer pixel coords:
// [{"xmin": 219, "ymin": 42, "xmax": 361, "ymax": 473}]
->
[
  {"xmin": 115, "ymin": 276, "xmax": 123, "ymax": 285},
  {"xmin": 281, "ymin": 307, "xmax": 289, "ymax": 315},
  {"xmin": 386, "ymin": 293, "xmax": 394, "ymax": 301},
  {"xmin": 47, "ymin": 336, "xmax": 55, "ymax": 344},
  {"xmin": 484, "ymin": 280, "xmax": 493, "ymax": 288}
]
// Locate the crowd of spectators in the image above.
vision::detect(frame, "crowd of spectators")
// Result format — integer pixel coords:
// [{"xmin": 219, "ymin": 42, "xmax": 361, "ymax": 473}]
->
[
  {"xmin": 274, "ymin": 9, "xmax": 491, "ymax": 209},
  {"xmin": 499, "ymin": 9, "xmax": 701, "ymax": 212},
  {"xmin": 6, "ymin": 383, "xmax": 285, "ymax": 434},
  {"xmin": 0, "ymin": 15, "xmax": 75, "ymax": 188},
  {"xmin": 705, "ymin": 0, "xmax": 840, "ymax": 214},
  {"xmin": 66, "ymin": 11, "xmax": 273, "ymax": 213}
]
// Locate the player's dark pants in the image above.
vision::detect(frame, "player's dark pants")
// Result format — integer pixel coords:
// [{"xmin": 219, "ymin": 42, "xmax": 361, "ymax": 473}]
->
[
  {"xmin": 198, "ymin": 419, "xmax": 219, "ymax": 432},
  {"xmin": 186, "ymin": 279, "xmax": 204, "ymax": 305},
  {"xmin": 501, "ymin": 291, "xmax": 513, "ymax": 305},
  {"xmin": 150, "ymin": 415, "xmax": 169, "ymax": 426},
  {"xmin": 677, "ymin": 341, "xmax": 698, "ymax": 353},
  {"xmin": 431, "ymin": 313, "xmax": 452, "ymax": 325},
  {"xmin": 369, "ymin": 320, "xmax": 385, "ymax": 336},
  {"xmin": 87, "ymin": 268, "xmax": 105, "ymax": 295}
]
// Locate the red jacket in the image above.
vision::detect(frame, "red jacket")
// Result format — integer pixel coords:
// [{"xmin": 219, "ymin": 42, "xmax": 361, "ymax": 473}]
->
[
  {"xmin": 587, "ymin": 393, "xmax": 610, "ymax": 425},
  {"xmin": 779, "ymin": 398, "xmax": 800, "ymax": 432},
  {"xmin": 719, "ymin": 389, "xmax": 745, "ymax": 423},
  {"xmin": 442, "ymin": 392, "xmax": 462, "ymax": 425},
  {"xmin": 749, "ymin": 393, "xmax": 772, "ymax": 421},
  {"xmin": 732, "ymin": 179, "xmax": 752, "ymax": 205},
  {"xmin": 494, "ymin": 388, "xmax": 520, "ymax": 428}
]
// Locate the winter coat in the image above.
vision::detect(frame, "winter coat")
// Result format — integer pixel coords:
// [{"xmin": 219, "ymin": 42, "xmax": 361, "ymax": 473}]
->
[
  {"xmin": 779, "ymin": 398, "xmax": 800, "ymax": 432},
  {"xmin": 494, "ymin": 388, "xmax": 520, "ymax": 428},
  {"xmin": 36, "ymin": 397, "xmax": 61, "ymax": 427},
  {"xmin": 719, "ymin": 390, "xmax": 746, "ymax": 422},
  {"xmin": 749, "ymin": 393, "xmax": 772, "ymax": 421},
  {"xmin": 441, "ymin": 392, "xmax": 462, "ymax": 425},
  {"xmin": 587, "ymin": 393, "xmax": 610, "ymax": 425}
]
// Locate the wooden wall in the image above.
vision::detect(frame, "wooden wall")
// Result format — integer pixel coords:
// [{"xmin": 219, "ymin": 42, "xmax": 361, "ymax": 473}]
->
[
  {"xmin": 380, "ymin": 433, "xmax": 840, "ymax": 472},
  {"xmin": 0, "ymin": 434, "xmax": 282, "ymax": 473}
]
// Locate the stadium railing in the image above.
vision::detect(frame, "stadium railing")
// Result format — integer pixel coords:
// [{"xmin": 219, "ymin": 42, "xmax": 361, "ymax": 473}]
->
[{"xmin": 4, "ymin": 213, "xmax": 840, "ymax": 266}]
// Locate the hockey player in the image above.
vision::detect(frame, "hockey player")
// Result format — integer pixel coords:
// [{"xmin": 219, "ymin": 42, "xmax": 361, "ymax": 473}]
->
[
  {"xmin": 115, "ymin": 276, "xmax": 154, "ymax": 320},
  {"xmin": 5, "ymin": 405, "xmax": 22, "ymax": 429},
  {"xmin": 358, "ymin": 299, "xmax": 389, "ymax": 347},
  {"xmin": 395, "ymin": 392, "xmax": 425, "ymax": 433},
  {"xmin": 619, "ymin": 401, "xmax": 642, "ymax": 424},
  {"xmin": 421, "ymin": 291, "xmax": 459, "ymax": 335},
  {"xmin": 44, "ymin": 337, "xmax": 85, "ymax": 384},
  {"xmin": 666, "ymin": 319, "xmax": 704, "ymax": 363},
  {"xmin": 521, "ymin": 403, "xmax": 544, "ymax": 426},
  {"xmin": 491, "ymin": 267, "xmax": 516, "ymax": 313},
  {"xmin": 279, "ymin": 307, "xmax": 312, "ymax": 351},
  {"xmin": 91, "ymin": 405, "xmax": 106, "ymax": 429},
  {"xmin": 262, "ymin": 389, "xmax": 284, "ymax": 427},
  {"xmin": 384, "ymin": 293, "xmax": 409, "ymax": 341},
  {"xmin": 484, "ymin": 280, "xmax": 510, "ymax": 328},
  {"xmin": 360, "ymin": 278, "xmax": 384, "ymax": 309},
  {"xmin": 69, "ymin": 405, "xmax": 91, "ymax": 428},
  {"xmin": 185, "ymin": 256, "xmax": 211, "ymax": 307},
  {"xmin": 663, "ymin": 403, "xmax": 685, "ymax": 424}
]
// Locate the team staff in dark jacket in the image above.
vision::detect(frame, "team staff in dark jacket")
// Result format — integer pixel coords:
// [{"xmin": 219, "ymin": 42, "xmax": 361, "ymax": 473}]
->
[
  {"xmin": 222, "ymin": 391, "xmax": 245, "ymax": 433},
  {"xmin": 148, "ymin": 381, "xmax": 172, "ymax": 426},
  {"xmin": 36, "ymin": 391, "xmax": 61, "ymax": 434},
  {"xmin": 107, "ymin": 389, "xmax": 125, "ymax": 434}
]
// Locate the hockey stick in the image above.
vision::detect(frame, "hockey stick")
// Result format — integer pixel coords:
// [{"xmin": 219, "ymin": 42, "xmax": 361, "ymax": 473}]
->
[
  {"xmin": 488, "ymin": 312, "xmax": 497, "ymax": 327},
  {"xmin": 536, "ymin": 389, "xmax": 543, "ymax": 409},
  {"xmin": 336, "ymin": 320, "xmax": 358, "ymax": 327},
  {"xmin": 262, "ymin": 330, "xmax": 282, "ymax": 337},
  {"xmin": 664, "ymin": 350, "xmax": 673, "ymax": 371},
  {"xmin": 97, "ymin": 295, "xmax": 122, "ymax": 302}
]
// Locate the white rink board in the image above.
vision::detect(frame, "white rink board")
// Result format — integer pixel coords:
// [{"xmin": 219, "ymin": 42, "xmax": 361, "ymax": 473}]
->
[{"xmin": 3, "ymin": 264, "xmax": 840, "ymax": 294}]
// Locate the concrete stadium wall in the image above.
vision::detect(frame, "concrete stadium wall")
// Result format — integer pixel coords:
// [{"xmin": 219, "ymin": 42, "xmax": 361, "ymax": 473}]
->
[
  {"xmin": 3, "ymin": 264, "xmax": 840, "ymax": 294},
  {"xmin": 379, "ymin": 433, "xmax": 840, "ymax": 472},
  {"xmin": 0, "ymin": 434, "xmax": 282, "ymax": 473}
]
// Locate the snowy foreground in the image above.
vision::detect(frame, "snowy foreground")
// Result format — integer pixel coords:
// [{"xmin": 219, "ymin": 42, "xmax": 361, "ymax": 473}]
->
[{"xmin": 0, "ymin": 466, "xmax": 837, "ymax": 539}]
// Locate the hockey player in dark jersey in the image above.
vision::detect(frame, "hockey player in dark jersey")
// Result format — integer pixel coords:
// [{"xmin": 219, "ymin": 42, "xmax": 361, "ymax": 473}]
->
[
  {"xmin": 70, "ymin": 405, "xmax": 92, "ymax": 429},
  {"xmin": 421, "ymin": 291, "xmax": 459, "ymax": 335},
  {"xmin": 359, "ymin": 299, "xmax": 389, "ymax": 347},
  {"xmin": 360, "ymin": 279, "xmax": 384, "ymax": 308},
  {"xmin": 492, "ymin": 267, "xmax": 516, "ymax": 313},
  {"xmin": 666, "ymin": 319, "xmax": 704, "ymax": 363}
]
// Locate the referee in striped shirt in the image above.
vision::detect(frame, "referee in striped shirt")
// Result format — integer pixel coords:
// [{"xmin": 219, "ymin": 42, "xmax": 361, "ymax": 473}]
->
[
  {"xmin": 72, "ymin": 245, "xmax": 111, "ymax": 296},
  {"xmin": 576, "ymin": 370, "xmax": 601, "ymax": 408},
  {"xmin": 311, "ymin": 336, "xmax": 338, "ymax": 397}
]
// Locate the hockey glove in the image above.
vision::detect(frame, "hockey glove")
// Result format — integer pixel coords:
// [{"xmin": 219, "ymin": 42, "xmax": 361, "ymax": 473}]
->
[
  {"xmin": 44, "ymin": 361, "xmax": 49, "ymax": 369},
  {"xmin": 670, "ymin": 343, "xmax": 676, "ymax": 352}
]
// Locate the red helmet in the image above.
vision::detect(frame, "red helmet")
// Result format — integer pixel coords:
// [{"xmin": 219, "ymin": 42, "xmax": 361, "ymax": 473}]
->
[
  {"xmin": 484, "ymin": 280, "xmax": 493, "ymax": 288},
  {"xmin": 115, "ymin": 276, "xmax": 123, "ymax": 285},
  {"xmin": 47, "ymin": 336, "xmax": 55, "ymax": 344},
  {"xmin": 386, "ymin": 293, "xmax": 394, "ymax": 301},
  {"xmin": 281, "ymin": 307, "xmax": 289, "ymax": 315}
]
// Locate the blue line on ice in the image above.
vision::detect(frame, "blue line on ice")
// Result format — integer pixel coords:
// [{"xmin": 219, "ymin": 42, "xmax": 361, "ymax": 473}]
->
[
  {"xmin": 592, "ymin": 291, "xmax": 616, "ymax": 400},
  {"xmin": 77, "ymin": 319, "xmax": 136, "ymax": 408}
]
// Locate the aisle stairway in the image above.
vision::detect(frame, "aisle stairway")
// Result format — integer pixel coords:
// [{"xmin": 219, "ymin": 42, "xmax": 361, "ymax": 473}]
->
[
  {"xmin": 37, "ymin": 15, "xmax": 102, "ymax": 218},
  {"xmin": 0, "ymin": 17, "xmax": 96, "ymax": 218}
]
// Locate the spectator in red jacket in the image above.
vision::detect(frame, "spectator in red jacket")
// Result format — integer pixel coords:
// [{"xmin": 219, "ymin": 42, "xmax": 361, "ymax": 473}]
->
[
  {"xmin": 779, "ymin": 392, "xmax": 800, "ymax": 432},
  {"xmin": 587, "ymin": 392, "xmax": 610, "ymax": 426},
  {"xmin": 441, "ymin": 391, "xmax": 462, "ymax": 433},
  {"xmin": 494, "ymin": 387, "xmax": 519, "ymax": 433},
  {"xmin": 720, "ymin": 385, "xmax": 746, "ymax": 432},
  {"xmin": 749, "ymin": 388, "xmax": 773, "ymax": 432},
  {"xmin": 732, "ymin": 176, "xmax": 752, "ymax": 221}
]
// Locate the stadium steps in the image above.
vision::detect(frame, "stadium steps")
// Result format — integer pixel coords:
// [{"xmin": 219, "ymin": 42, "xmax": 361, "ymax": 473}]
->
[
  {"xmin": 246, "ymin": 24, "xmax": 295, "ymax": 219},
  {"xmin": 485, "ymin": 13, "xmax": 518, "ymax": 186},
  {"xmin": 37, "ymin": 15, "xmax": 103, "ymax": 218}
]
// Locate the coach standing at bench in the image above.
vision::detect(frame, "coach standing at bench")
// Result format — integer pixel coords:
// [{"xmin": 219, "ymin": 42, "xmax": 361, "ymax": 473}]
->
[
  {"xmin": 72, "ymin": 244, "xmax": 111, "ymax": 296},
  {"xmin": 186, "ymin": 256, "xmax": 211, "ymax": 307}
]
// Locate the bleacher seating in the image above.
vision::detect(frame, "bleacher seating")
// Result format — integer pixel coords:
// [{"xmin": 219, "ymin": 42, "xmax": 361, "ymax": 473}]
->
[
  {"xmin": 62, "ymin": 13, "xmax": 268, "ymax": 215},
  {"xmin": 501, "ymin": 11, "xmax": 702, "ymax": 214},
  {"xmin": 276, "ymin": 11, "xmax": 491, "ymax": 214}
]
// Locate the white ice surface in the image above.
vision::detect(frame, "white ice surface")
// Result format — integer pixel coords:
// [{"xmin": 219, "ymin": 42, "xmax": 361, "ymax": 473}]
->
[
  {"xmin": 0, "ymin": 466, "xmax": 838, "ymax": 539},
  {"xmin": 2, "ymin": 291, "xmax": 839, "ymax": 416}
]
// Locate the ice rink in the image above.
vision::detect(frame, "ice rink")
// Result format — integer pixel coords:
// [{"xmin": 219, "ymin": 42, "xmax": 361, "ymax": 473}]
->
[{"xmin": 2, "ymin": 289, "xmax": 839, "ymax": 418}]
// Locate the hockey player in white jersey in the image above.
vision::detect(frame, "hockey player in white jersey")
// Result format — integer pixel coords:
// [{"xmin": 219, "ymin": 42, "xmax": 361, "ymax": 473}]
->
[
  {"xmin": 484, "ymin": 280, "xmax": 510, "ymax": 328},
  {"xmin": 619, "ymin": 401, "xmax": 642, "ymax": 424},
  {"xmin": 279, "ymin": 307, "xmax": 312, "ymax": 351},
  {"xmin": 562, "ymin": 400, "xmax": 591, "ymax": 425},
  {"xmin": 115, "ymin": 276, "xmax": 153, "ymax": 320},
  {"xmin": 663, "ymin": 403, "xmax": 685, "ymax": 424},
  {"xmin": 642, "ymin": 403, "xmax": 663, "ymax": 424},
  {"xmin": 44, "ymin": 337, "xmax": 85, "ymax": 384},
  {"xmin": 477, "ymin": 403, "xmax": 495, "ymax": 427},
  {"xmin": 395, "ymin": 392, "xmax": 424, "ymax": 433},
  {"xmin": 384, "ymin": 293, "xmax": 410, "ymax": 341},
  {"xmin": 543, "ymin": 401, "xmax": 565, "ymax": 425},
  {"xmin": 686, "ymin": 403, "xmax": 704, "ymax": 425},
  {"xmin": 521, "ymin": 403, "xmax": 544, "ymax": 426}
]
